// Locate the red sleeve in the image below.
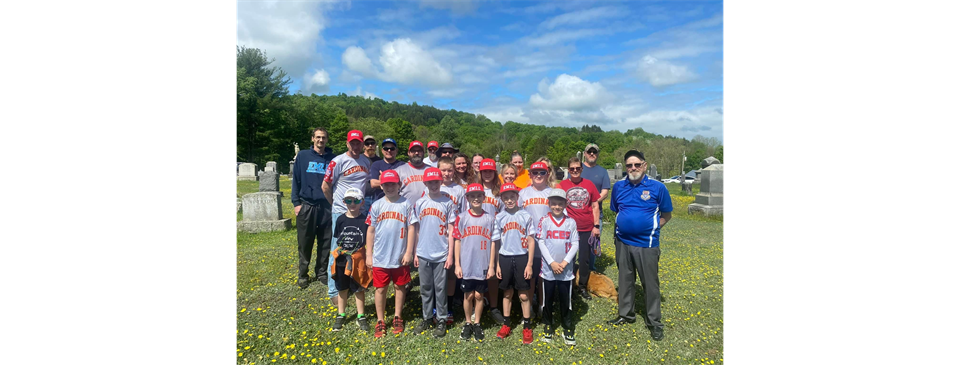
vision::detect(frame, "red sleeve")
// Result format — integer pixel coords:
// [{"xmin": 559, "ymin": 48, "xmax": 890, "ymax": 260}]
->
[
  {"xmin": 452, "ymin": 215, "xmax": 462, "ymax": 239},
  {"xmin": 364, "ymin": 212, "xmax": 372, "ymax": 225},
  {"xmin": 323, "ymin": 160, "xmax": 337, "ymax": 183}
]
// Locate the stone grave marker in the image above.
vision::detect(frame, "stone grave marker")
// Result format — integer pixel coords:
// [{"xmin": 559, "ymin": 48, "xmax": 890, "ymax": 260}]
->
[
  {"xmin": 265, "ymin": 161, "xmax": 277, "ymax": 173},
  {"xmin": 238, "ymin": 163, "xmax": 258, "ymax": 181},
  {"xmin": 237, "ymin": 191, "xmax": 291, "ymax": 233},
  {"xmin": 259, "ymin": 171, "xmax": 280, "ymax": 194},
  {"xmin": 647, "ymin": 164, "xmax": 658, "ymax": 181},
  {"xmin": 688, "ymin": 164, "xmax": 723, "ymax": 216}
]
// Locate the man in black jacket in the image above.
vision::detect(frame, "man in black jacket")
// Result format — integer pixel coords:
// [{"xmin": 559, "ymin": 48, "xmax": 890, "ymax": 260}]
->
[{"xmin": 292, "ymin": 128, "xmax": 337, "ymax": 289}]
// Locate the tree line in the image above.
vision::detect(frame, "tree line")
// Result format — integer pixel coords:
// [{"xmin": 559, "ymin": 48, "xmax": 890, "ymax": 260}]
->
[{"xmin": 237, "ymin": 46, "xmax": 723, "ymax": 176}]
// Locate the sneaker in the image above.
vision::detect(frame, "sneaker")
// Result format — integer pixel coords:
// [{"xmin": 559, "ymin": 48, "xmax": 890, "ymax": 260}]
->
[
  {"xmin": 357, "ymin": 316, "xmax": 370, "ymax": 332},
  {"xmin": 297, "ymin": 277, "xmax": 310, "ymax": 289},
  {"xmin": 490, "ymin": 308, "xmax": 506, "ymax": 324},
  {"xmin": 374, "ymin": 320, "xmax": 386, "ymax": 338},
  {"xmin": 579, "ymin": 287, "xmax": 592, "ymax": 300},
  {"xmin": 433, "ymin": 320, "xmax": 447, "ymax": 338},
  {"xmin": 650, "ymin": 326, "xmax": 664, "ymax": 341},
  {"xmin": 521, "ymin": 328, "xmax": 534, "ymax": 344},
  {"xmin": 541, "ymin": 325, "xmax": 554, "ymax": 343},
  {"xmin": 413, "ymin": 318, "xmax": 434, "ymax": 334},
  {"xmin": 496, "ymin": 325, "xmax": 511, "ymax": 339},
  {"xmin": 472, "ymin": 323, "xmax": 485, "ymax": 341},
  {"xmin": 392, "ymin": 317, "xmax": 405, "ymax": 334},
  {"xmin": 460, "ymin": 324, "xmax": 473, "ymax": 340},
  {"xmin": 563, "ymin": 330, "xmax": 576, "ymax": 346},
  {"xmin": 332, "ymin": 315, "xmax": 346, "ymax": 331}
]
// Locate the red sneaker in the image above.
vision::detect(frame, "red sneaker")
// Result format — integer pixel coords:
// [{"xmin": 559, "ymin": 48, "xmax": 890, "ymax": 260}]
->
[
  {"xmin": 374, "ymin": 320, "xmax": 386, "ymax": 338},
  {"xmin": 392, "ymin": 317, "xmax": 405, "ymax": 334},
  {"xmin": 496, "ymin": 324, "xmax": 512, "ymax": 339},
  {"xmin": 521, "ymin": 328, "xmax": 533, "ymax": 344}
]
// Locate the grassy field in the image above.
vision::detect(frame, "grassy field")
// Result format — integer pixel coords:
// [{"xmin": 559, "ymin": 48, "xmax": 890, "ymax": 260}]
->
[{"xmin": 237, "ymin": 177, "xmax": 722, "ymax": 364}]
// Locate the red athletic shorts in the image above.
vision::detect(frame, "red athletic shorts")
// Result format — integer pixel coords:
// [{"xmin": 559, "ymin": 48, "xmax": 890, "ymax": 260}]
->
[{"xmin": 372, "ymin": 266, "xmax": 412, "ymax": 288}]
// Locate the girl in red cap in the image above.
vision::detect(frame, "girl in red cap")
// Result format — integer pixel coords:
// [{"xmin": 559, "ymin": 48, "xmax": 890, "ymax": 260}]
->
[{"xmin": 477, "ymin": 158, "xmax": 505, "ymax": 323}]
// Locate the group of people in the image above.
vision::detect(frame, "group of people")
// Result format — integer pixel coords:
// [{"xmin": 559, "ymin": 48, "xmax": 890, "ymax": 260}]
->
[{"xmin": 290, "ymin": 128, "xmax": 673, "ymax": 344}]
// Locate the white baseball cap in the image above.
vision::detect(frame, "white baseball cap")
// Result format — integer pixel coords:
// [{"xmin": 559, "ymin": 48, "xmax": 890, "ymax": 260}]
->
[
  {"xmin": 547, "ymin": 188, "xmax": 567, "ymax": 200},
  {"xmin": 344, "ymin": 187, "xmax": 363, "ymax": 200}
]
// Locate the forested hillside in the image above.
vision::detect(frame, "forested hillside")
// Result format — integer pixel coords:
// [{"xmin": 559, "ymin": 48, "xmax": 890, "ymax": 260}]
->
[{"xmin": 238, "ymin": 47, "xmax": 722, "ymax": 176}]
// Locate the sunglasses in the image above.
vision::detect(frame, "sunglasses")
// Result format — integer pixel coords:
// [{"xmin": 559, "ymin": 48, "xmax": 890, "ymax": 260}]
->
[
  {"xmin": 531, "ymin": 171, "xmax": 549, "ymax": 176},
  {"xmin": 383, "ymin": 147, "xmax": 396, "ymax": 151},
  {"xmin": 585, "ymin": 150, "xmax": 597, "ymax": 154},
  {"xmin": 343, "ymin": 198, "xmax": 363, "ymax": 204},
  {"xmin": 625, "ymin": 162, "xmax": 645, "ymax": 169},
  {"xmin": 568, "ymin": 167, "xmax": 582, "ymax": 172},
  {"xmin": 364, "ymin": 141, "xmax": 377, "ymax": 146}
]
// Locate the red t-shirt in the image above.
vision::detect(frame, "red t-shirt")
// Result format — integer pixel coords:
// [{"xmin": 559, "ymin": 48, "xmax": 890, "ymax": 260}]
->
[{"xmin": 558, "ymin": 178, "xmax": 600, "ymax": 231}]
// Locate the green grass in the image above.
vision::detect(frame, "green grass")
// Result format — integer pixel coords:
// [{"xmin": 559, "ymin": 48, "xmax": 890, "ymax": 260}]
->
[{"xmin": 237, "ymin": 178, "xmax": 723, "ymax": 364}]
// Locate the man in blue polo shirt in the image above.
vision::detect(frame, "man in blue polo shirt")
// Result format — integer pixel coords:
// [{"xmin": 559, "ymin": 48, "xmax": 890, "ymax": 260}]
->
[{"xmin": 606, "ymin": 150, "xmax": 672, "ymax": 341}]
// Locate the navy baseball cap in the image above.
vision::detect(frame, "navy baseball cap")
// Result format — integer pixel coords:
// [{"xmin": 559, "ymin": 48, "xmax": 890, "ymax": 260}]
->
[
  {"xmin": 624, "ymin": 150, "xmax": 645, "ymax": 162},
  {"xmin": 382, "ymin": 138, "xmax": 398, "ymax": 147}
]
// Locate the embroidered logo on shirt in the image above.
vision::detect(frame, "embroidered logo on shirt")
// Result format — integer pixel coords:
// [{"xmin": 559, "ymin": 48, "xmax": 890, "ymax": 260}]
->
[{"xmin": 641, "ymin": 190, "xmax": 651, "ymax": 201}]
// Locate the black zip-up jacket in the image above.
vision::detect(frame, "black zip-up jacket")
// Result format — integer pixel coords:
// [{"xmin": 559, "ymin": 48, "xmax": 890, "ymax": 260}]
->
[{"xmin": 291, "ymin": 146, "xmax": 335, "ymax": 207}]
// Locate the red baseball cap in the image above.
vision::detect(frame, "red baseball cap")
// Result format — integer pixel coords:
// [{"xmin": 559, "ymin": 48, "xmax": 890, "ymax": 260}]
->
[
  {"xmin": 423, "ymin": 167, "xmax": 442, "ymax": 182},
  {"xmin": 479, "ymin": 158, "xmax": 497, "ymax": 171},
  {"xmin": 409, "ymin": 140, "xmax": 423, "ymax": 150},
  {"xmin": 380, "ymin": 170, "xmax": 400, "ymax": 184},
  {"xmin": 500, "ymin": 183, "xmax": 520, "ymax": 193},
  {"xmin": 427, "ymin": 141, "xmax": 439, "ymax": 149},
  {"xmin": 530, "ymin": 161, "xmax": 549, "ymax": 171},
  {"xmin": 466, "ymin": 183, "xmax": 484, "ymax": 194},
  {"xmin": 347, "ymin": 130, "xmax": 363, "ymax": 143}
]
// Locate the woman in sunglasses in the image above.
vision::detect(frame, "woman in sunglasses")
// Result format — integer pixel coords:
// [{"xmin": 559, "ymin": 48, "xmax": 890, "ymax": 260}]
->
[{"xmin": 557, "ymin": 157, "xmax": 601, "ymax": 301}]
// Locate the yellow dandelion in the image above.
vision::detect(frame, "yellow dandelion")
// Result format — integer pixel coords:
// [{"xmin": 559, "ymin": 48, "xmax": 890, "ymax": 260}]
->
[
  {"xmin": 238, "ymin": 353, "xmax": 243, "ymax": 357},
  {"xmin": 312, "ymin": 359, "xmax": 317, "ymax": 363}
]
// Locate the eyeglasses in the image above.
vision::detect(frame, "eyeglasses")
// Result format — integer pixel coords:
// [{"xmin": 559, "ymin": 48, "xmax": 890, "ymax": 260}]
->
[
  {"xmin": 625, "ymin": 162, "xmax": 645, "ymax": 169},
  {"xmin": 343, "ymin": 198, "xmax": 363, "ymax": 204},
  {"xmin": 585, "ymin": 150, "xmax": 597, "ymax": 154},
  {"xmin": 383, "ymin": 147, "xmax": 396, "ymax": 151},
  {"xmin": 568, "ymin": 167, "xmax": 582, "ymax": 172},
  {"xmin": 364, "ymin": 141, "xmax": 377, "ymax": 146},
  {"xmin": 531, "ymin": 171, "xmax": 548, "ymax": 176},
  {"xmin": 428, "ymin": 148, "xmax": 438, "ymax": 152}
]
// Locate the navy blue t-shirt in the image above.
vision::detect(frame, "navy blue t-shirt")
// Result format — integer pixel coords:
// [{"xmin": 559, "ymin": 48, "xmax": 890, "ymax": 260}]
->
[{"xmin": 368, "ymin": 159, "xmax": 405, "ymax": 201}]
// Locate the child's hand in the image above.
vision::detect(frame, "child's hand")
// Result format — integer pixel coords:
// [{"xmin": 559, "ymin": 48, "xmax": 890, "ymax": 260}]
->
[
  {"xmin": 496, "ymin": 264, "xmax": 502, "ymax": 280},
  {"xmin": 550, "ymin": 262, "xmax": 562, "ymax": 274},
  {"xmin": 524, "ymin": 265, "xmax": 532, "ymax": 280},
  {"xmin": 366, "ymin": 256, "xmax": 372, "ymax": 268},
  {"xmin": 455, "ymin": 266, "xmax": 463, "ymax": 279},
  {"xmin": 401, "ymin": 254, "xmax": 413, "ymax": 266},
  {"xmin": 414, "ymin": 256, "xmax": 419, "ymax": 268},
  {"xmin": 486, "ymin": 269, "xmax": 495, "ymax": 280},
  {"xmin": 558, "ymin": 261, "xmax": 568, "ymax": 271},
  {"xmin": 444, "ymin": 257, "xmax": 453, "ymax": 270}
]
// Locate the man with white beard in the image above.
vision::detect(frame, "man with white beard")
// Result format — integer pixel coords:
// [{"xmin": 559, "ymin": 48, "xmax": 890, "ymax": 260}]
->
[{"xmin": 606, "ymin": 150, "xmax": 672, "ymax": 342}]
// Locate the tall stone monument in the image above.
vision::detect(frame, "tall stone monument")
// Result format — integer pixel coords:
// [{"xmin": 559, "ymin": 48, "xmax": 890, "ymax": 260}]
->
[
  {"xmin": 688, "ymin": 164, "xmax": 723, "ymax": 216},
  {"xmin": 238, "ymin": 163, "xmax": 258, "ymax": 181},
  {"xmin": 238, "ymin": 170, "xmax": 290, "ymax": 232},
  {"xmin": 647, "ymin": 164, "xmax": 658, "ymax": 181},
  {"xmin": 615, "ymin": 163, "xmax": 623, "ymax": 180}
]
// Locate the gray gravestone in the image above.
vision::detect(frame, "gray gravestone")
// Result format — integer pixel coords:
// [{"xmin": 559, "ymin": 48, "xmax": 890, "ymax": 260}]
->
[
  {"xmin": 265, "ymin": 161, "xmax": 277, "ymax": 173},
  {"xmin": 647, "ymin": 164, "xmax": 657, "ymax": 181},
  {"xmin": 615, "ymin": 163, "xmax": 623, "ymax": 179},
  {"xmin": 237, "ymin": 192, "xmax": 291, "ymax": 233},
  {"xmin": 701, "ymin": 156, "xmax": 720, "ymax": 169},
  {"xmin": 238, "ymin": 163, "xmax": 258, "ymax": 181},
  {"xmin": 688, "ymin": 164, "xmax": 723, "ymax": 216},
  {"xmin": 289, "ymin": 161, "xmax": 295, "ymax": 175},
  {"xmin": 259, "ymin": 171, "xmax": 279, "ymax": 193}
]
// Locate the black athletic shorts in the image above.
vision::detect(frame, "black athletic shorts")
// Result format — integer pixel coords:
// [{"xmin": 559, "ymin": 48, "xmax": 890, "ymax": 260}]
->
[
  {"xmin": 461, "ymin": 276, "xmax": 489, "ymax": 294},
  {"xmin": 498, "ymin": 253, "xmax": 531, "ymax": 291},
  {"xmin": 334, "ymin": 255, "xmax": 365, "ymax": 293}
]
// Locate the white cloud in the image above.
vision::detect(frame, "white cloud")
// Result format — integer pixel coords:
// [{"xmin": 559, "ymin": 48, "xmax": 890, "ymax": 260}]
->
[
  {"xmin": 618, "ymin": 107, "xmax": 723, "ymax": 141},
  {"xmin": 379, "ymin": 38, "xmax": 454, "ymax": 86},
  {"xmin": 348, "ymin": 86, "xmax": 376, "ymax": 100},
  {"xmin": 342, "ymin": 46, "xmax": 376, "ymax": 77},
  {"xmin": 529, "ymin": 74, "xmax": 610, "ymax": 111},
  {"xmin": 237, "ymin": 1, "xmax": 327, "ymax": 80},
  {"xmin": 540, "ymin": 6, "xmax": 626, "ymax": 30},
  {"xmin": 636, "ymin": 55, "xmax": 696, "ymax": 86},
  {"xmin": 524, "ymin": 21, "xmax": 643, "ymax": 47},
  {"xmin": 302, "ymin": 69, "xmax": 330, "ymax": 94}
]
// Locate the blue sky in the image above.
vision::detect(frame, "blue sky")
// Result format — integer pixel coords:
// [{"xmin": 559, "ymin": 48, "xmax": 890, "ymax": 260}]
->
[{"xmin": 238, "ymin": 0, "xmax": 723, "ymax": 141}]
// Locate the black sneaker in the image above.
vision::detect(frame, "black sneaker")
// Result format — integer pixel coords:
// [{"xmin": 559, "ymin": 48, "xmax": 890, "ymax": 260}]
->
[
  {"xmin": 297, "ymin": 277, "xmax": 310, "ymax": 289},
  {"xmin": 460, "ymin": 324, "xmax": 473, "ymax": 340},
  {"xmin": 651, "ymin": 326, "xmax": 664, "ymax": 341},
  {"xmin": 563, "ymin": 330, "xmax": 576, "ymax": 345},
  {"xmin": 433, "ymin": 320, "xmax": 447, "ymax": 338},
  {"xmin": 413, "ymin": 318, "xmax": 434, "ymax": 334},
  {"xmin": 579, "ymin": 287, "xmax": 592, "ymax": 300},
  {"xmin": 472, "ymin": 323, "xmax": 485, "ymax": 341},
  {"xmin": 541, "ymin": 325, "xmax": 554, "ymax": 343},
  {"xmin": 357, "ymin": 316, "xmax": 370, "ymax": 332},
  {"xmin": 490, "ymin": 308, "xmax": 505, "ymax": 324},
  {"xmin": 332, "ymin": 316, "xmax": 346, "ymax": 331}
]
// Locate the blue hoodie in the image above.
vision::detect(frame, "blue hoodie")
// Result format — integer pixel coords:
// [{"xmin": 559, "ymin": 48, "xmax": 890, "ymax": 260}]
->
[{"xmin": 292, "ymin": 146, "xmax": 335, "ymax": 207}]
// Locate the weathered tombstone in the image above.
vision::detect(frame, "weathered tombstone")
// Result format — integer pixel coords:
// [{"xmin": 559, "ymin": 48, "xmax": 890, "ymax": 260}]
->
[
  {"xmin": 237, "ymin": 191, "xmax": 291, "ymax": 233},
  {"xmin": 688, "ymin": 164, "xmax": 723, "ymax": 216},
  {"xmin": 259, "ymin": 171, "xmax": 280, "ymax": 193},
  {"xmin": 238, "ymin": 163, "xmax": 258, "ymax": 181},
  {"xmin": 701, "ymin": 156, "xmax": 720, "ymax": 169},
  {"xmin": 681, "ymin": 182, "xmax": 693, "ymax": 194},
  {"xmin": 694, "ymin": 169, "xmax": 702, "ymax": 184},
  {"xmin": 258, "ymin": 170, "xmax": 264, "ymax": 178},
  {"xmin": 647, "ymin": 164, "xmax": 658, "ymax": 181},
  {"xmin": 289, "ymin": 161, "xmax": 295, "ymax": 176},
  {"xmin": 265, "ymin": 161, "xmax": 277, "ymax": 173},
  {"xmin": 607, "ymin": 169, "xmax": 616, "ymax": 182},
  {"xmin": 615, "ymin": 163, "xmax": 623, "ymax": 179}
]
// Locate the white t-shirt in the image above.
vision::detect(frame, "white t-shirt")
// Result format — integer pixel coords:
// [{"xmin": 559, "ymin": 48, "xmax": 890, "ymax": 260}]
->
[
  {"xmin": 453, "ymin": 210, "xmax": 497, "ymax": 280},
  {"xmin": 412, "ymin": 194, "xmax": 458, "ymax": 263},
  {"xmin": 496, "ymin": 208, "xmax": 533, "ymax": 256},
  {"xmin": 366, "ymin": 196, "xmax": 413, "ymax": 268},
  {"xmin": 535, "ymin": 214, "xmax": 579, "ymax": 281},
  {"xmin": 324, "ymin": 153, "xmax": 371, "ymax": 214}
]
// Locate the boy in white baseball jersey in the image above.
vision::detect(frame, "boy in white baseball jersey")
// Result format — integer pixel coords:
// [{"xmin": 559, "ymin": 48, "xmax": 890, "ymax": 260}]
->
[
  {"xmin": 454, "ymin": 183, "xmax": 498, "ymax": 341},
  {"xmin": 411, "ymin": 167, "xmax": 458, "ymax": 337},
  {"xmin": 365, "ymin": 170, "xmax": 416, "ymax": 338},
  {"xmin": 437, "ymin": 157, "xmax": 464, "ymax": 324},
  {"xmin": 493, "ymin": 183, "xmax": 536, "ymax": 344},
  {"xmin": 330, "ymin": 188, "xmax": 372, "ymax": 332},
  {"xmin": 519, "ymin": 161, "xmax": 553, "ymax": 315},
  {"xmin": 536, "ymin": 188, "xmax": 580, "ymax": 345}
]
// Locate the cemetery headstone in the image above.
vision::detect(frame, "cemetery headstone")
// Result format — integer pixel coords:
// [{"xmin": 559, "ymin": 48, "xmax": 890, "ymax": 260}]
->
[
  {"xmin": 688, "ymin": 164, "xmax": 723, "ymax": 216},
  {"xmin": 238, "ymin": 163, "xmax": 258, "ymax": 181},
  {"xmin": 615, "ymin": 163, "xmax": 623, "ymax": 179},
  {"xmin": 259, "ymin": 171, "xmax": 280, "ymax": 195},
  {"xmin": 701, "ymin": 156, "xmax": 720, "ymax": 169},
  {"xmin": 647, "ymin": 164, "xmax": 658, "ymax": 181},
  {"xmin": 289, "ymin": 161, "xmax": 295, "ymax": 176},
  {"xmin": 265, "ymin": 161, "xmax": 277, "ymax": 173},
  {"xmin": 237, "ymin": 191, "xmax": 291, "ymax": 233}
]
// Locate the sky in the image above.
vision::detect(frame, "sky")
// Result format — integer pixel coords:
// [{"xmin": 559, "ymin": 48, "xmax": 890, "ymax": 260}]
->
[{"xmin": 237, "ymin": 0, "xmax": 723, "ymax": 141}]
